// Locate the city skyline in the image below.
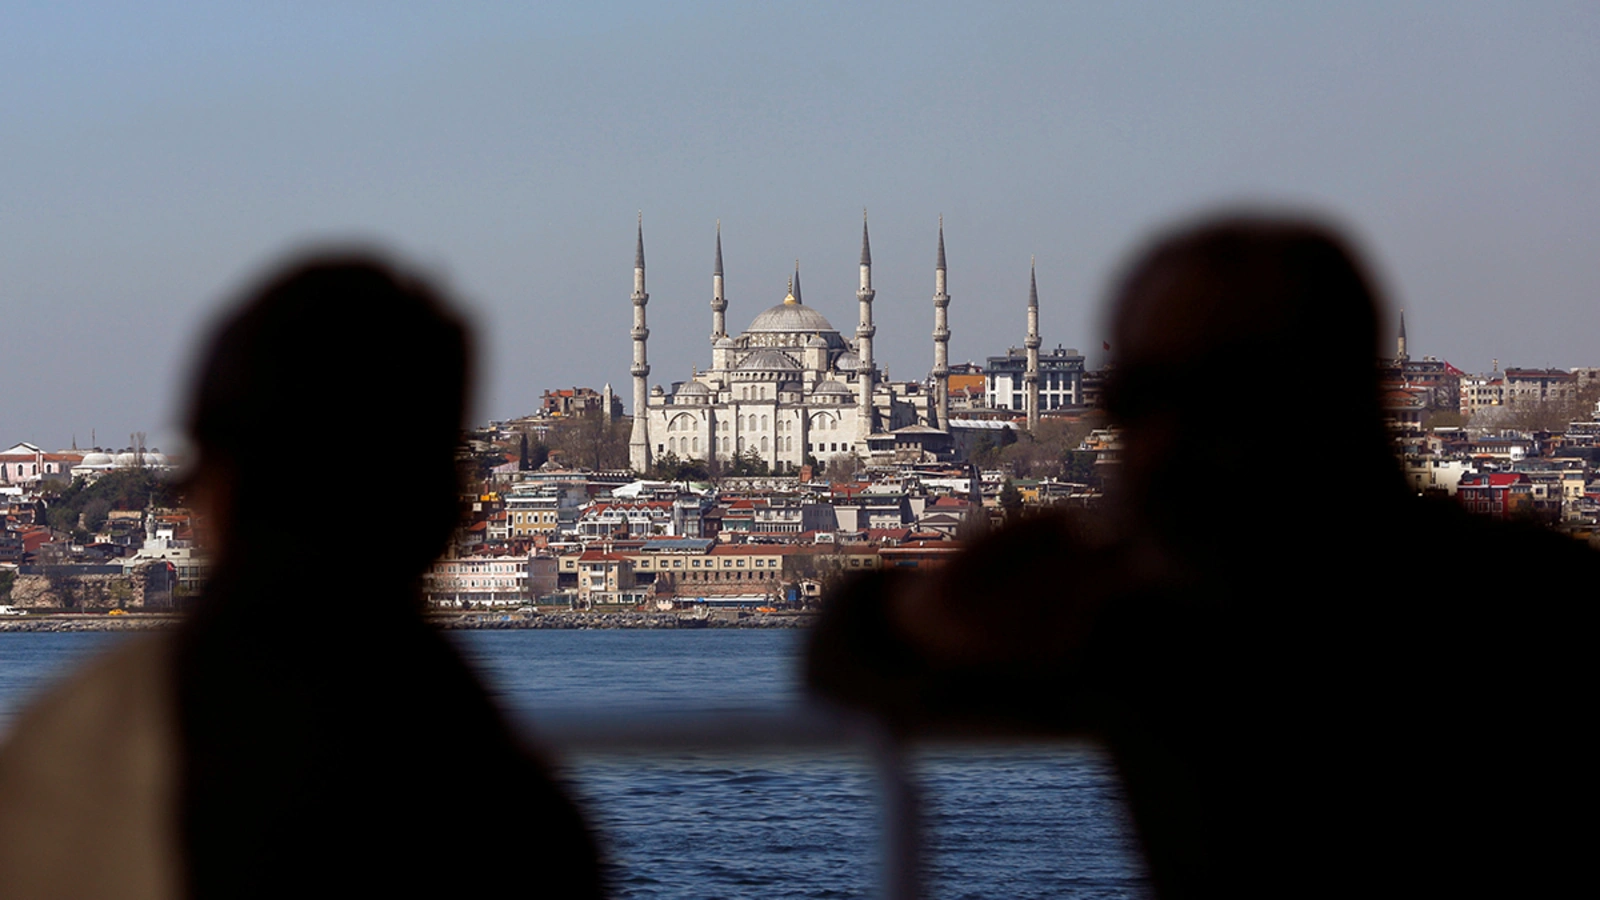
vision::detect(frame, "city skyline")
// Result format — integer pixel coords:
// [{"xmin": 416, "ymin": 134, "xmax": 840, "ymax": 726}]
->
[{"xmin": 4, "ymin": 2, "xmax": 1597, "ymax": 451}]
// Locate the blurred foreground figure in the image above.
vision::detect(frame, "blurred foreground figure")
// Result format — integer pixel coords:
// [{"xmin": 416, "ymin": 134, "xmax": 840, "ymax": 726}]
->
[
  {"xmin": 809, "ymin": 215, "xmax": 1594, "ymax": 899},
  {"xmin": 0, "ymin": 258, "xmax": 602, "ymax": 899}
]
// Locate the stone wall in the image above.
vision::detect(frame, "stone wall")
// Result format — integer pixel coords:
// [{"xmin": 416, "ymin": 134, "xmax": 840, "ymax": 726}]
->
[{"xmin": 10, "ymin": 562, "xmax": 174, "ymax": 611}]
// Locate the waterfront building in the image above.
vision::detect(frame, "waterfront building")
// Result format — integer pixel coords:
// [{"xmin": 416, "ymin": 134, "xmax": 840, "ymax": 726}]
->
[
  {"xmin": 422, "ymin": 552, "xmax": 533, "ymax": 608},
  {"xmin": 984, "ymin": 264, "xmax": 1084, "ymax": 418},
  {"xmin": 558, "ymin": 542, "xmax": 882, "ymax": 603},
  {"xmin": 628, "ymin": 215, "xmax": 955, "ymax": 473}
]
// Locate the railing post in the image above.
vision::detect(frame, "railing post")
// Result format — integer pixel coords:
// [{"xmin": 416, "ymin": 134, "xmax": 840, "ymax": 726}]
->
[{"xmin": 870, "ymin": 730, "xmax": 922, "ymax": 900}]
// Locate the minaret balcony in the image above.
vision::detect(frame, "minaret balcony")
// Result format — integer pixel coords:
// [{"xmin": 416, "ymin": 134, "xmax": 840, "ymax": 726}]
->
[{"xmin": 631, "ymin": 327, "xmax": 650, "ymax": 341}]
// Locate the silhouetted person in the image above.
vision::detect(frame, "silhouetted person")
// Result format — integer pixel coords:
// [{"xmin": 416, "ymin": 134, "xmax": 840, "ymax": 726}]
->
[
  {"xmin": 0, "ymin": 256, "xmax": 603, "ymax": 898},
  {"xmin": 808, "ymin": 214, "xmax": 1595, "ymax": 899}
]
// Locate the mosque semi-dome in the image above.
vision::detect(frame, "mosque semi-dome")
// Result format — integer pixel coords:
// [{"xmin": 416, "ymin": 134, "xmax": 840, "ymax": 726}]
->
[{"xmin": 734, "ymin": 348, "xmax": 803, "ymax": 374}]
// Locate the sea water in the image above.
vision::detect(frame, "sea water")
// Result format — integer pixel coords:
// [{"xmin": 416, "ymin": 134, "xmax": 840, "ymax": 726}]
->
[{"xmin": 1, "ymin": 629, "xmax": 1149, "ymax": 899}]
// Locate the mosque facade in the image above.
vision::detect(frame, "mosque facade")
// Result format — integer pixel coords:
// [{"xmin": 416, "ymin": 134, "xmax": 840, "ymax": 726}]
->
[{"xmin": 627, "ymin": 216, "xmax": 956, "ymax": 474}]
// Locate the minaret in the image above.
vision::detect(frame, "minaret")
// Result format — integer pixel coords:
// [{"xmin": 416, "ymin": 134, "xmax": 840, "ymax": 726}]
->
[
  {"xmin": 1024, "ymin": 258, "xmax": 1041, "ymax": 432},
  {"xmin": 1397, "ymin": 309, "xmax": 1408, "ymax": 363},
  {"xmin": 628, "ymin": 214, "xmax": 652, "ymax": 473},
  {"xmin": 931, "ymin": 216, "xmax": 952, "ymax": 431},
  {"xmin": 711, "ymin": 221, "xmax": 727, "ymax": 342},
  {"xmin": 792, "ymin": 259, "xmax": 804, "ymax": 304},
  {"xmin": 856, "ymin": 211, "xmax": 877, "ymax": 443}
]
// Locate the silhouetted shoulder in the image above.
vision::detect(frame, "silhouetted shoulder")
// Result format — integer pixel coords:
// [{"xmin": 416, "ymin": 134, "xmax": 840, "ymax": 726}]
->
[{"xmin": 0, "ymin": 635, "xmax": 181, "ymax": 899}]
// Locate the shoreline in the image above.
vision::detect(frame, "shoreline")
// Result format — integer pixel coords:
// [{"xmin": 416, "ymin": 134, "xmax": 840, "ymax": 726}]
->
[{"xmin": 0, "ymin": 610, "xmax": 818, "ymax": 633}]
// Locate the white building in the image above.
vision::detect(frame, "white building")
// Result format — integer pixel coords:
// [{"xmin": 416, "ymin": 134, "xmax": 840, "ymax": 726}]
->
[{"xmin": 627, "ymin": 216, "xmax": 957, "ymax": 473}]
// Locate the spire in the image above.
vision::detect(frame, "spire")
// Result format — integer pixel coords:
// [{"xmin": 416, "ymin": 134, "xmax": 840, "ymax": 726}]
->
[
  {"xmin": 860, "ymin": 209, "xmax": 872, "ymax": 266},
  {"xmin": 635, "ymin": 211, "xmax": 645, "ymax": 271},
  {"xmin": 711, "ymin": 220, "xmax": 728, "ymax": 342},
  {"xmin": 792, "ymin": 260, "xmax": 803, "ymax": 305},
  {"xmin": 931, "ymin": 217, "xmax": 952, "ymax": 432},
  {"xmin": 629, "ymin": 214, "xmax": 652, "ymax": 472},
  {"xmin": 1397, "ymin": 308, "xmax": 1409, "ymax": 361},
  {"xmin": 1024, "ymin": 257, "xmax": 1041, "ymax": 432}
]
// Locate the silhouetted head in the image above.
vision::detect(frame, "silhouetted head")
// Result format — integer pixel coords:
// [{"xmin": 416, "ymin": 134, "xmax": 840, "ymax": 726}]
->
[
  {"xmin": 1105, "ymin": 214, "xmax": 1399, "ymax": 558},
  {"xmin": 186, "ymin": 254, "xmax": 470, "ymax": 577}
]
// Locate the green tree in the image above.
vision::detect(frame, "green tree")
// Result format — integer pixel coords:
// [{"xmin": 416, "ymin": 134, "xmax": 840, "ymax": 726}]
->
[
  {"xmin": 549, "ymin": 412, "xmax": 629, "ymax": 471},
  {"xmin": 42, "ymin": 470, "xmax": 177, "ymax": 537},
  {"xmin": 527, "ymin": 441, "xmax": 550, "ymax": 470},
  {"xmin": 82, "ymin": 498, "xmax": 113, "ymax": 534},
  {"xmin": 824, "ymin": 452, "xmax": 861, "ymax": 481},
  {"xmin": 726, "ymin": 449, "xmax": 770, "ymax": 477},
  {"xmin": 652, "ymin": 452, "xmax": 711, "ymax": 482},
  {"xmin": 1424, "ymin": 410, "xmax": 1469, "ymax": 431},
  {"xmin": 998, "ymin": 478, "xmax": 1023, "ymax": 517},
  {"xmin": 1061, "ymin": 450, "xmax": 1100, "ymax": 486}
]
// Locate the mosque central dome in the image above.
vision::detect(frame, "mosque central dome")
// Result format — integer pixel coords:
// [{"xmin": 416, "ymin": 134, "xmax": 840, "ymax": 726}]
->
[{"xmin": 746, "ymin": 301, "xmax": 838, "ymax": 335}]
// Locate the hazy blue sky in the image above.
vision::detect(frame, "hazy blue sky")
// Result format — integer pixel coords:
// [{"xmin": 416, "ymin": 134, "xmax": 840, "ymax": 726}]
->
[{"xmin": 3, "ymin": 2, "xmax": 1597, "ymax": 452}]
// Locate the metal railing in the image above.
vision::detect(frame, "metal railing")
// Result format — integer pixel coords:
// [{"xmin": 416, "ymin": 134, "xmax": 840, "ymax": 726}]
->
[{"xmin": 527, "ymin": 704, "xmax": 925, "ymax": 900}]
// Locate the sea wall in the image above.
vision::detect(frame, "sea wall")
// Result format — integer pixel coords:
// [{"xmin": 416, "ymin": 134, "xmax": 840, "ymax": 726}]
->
[{"xmin": 0, "ymin": 610, "xmax": 816, "ymax": 632}]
